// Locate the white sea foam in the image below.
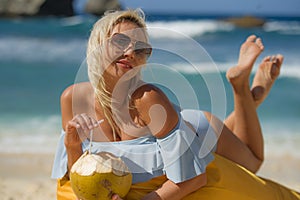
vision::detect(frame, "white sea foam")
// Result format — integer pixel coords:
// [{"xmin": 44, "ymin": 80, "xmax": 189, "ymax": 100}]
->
[
  {"xmin": 0, "ymin": 115, "xmax": 61, "ymax": 154},
  {"xmin": 146, "ymin": 19, "xmax": 300, "ymax": 38},
  {"xmin": 162, "ymin": 62, "xmax": 300, "ymax": 80},
  {"xmin": 147, "ymin": 20, "xmax": 234, "ymax": 38},
  {"xmin": 0, "ymin": 37, "xmax": 86, "ymax": 63},
  {"xmin": 264, "ymin": 20, "xmax": 300, "ymax": 35},
  {"xmin": 60, "ymin": 15, "xmax": 86, "ymax": 26}
]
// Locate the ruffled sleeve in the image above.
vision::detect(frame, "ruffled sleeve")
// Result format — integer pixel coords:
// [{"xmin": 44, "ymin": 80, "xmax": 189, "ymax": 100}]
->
[
  {"xmin": 51, "ymin": 109, "xmax": 217, "ymax": 184},
  {"xmin": 156, "ymin": 116, "xmax": 215, "ymax": 183},
  {"xmin": 51, "ymin": 130, "xmax": 68, "ymax": 179}
]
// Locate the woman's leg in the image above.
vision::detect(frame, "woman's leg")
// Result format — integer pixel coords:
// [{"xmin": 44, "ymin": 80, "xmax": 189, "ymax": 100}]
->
[
  {"xmin": 225, "ymin": 54, "xmax": 284, "ymax": 129},
  {"xmin": 251, "ymin": 54, "xmax": 283, "ymax": 106},
  {"xmin": 217, "ymin": 53, "xmax": 283, "ymax": 173},
  {"xmin": 209, "ymin": 35, "xmax": 283, "ymax": 173}
]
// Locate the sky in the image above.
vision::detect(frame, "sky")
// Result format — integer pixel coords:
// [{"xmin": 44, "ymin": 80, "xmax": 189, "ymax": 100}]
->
[{"xmin": 118, "ymin": 0, "xmax": 300, "ymax": 16}]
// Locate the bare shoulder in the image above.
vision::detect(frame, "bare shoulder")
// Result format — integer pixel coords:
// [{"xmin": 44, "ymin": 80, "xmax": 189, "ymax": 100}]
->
[
  {"xmin": 60, "ymin": 82, "xmax": 93, "ymax": 104},
  {"xmin": 131, "ymin": 84, "xmax": 169, "ymax": 105},
  {"xmin": 60, "ymin": 82, "xmax": 93, "ymax": 129},
  {"xmin": 131, "ymin": 84, "xmax": 178, "ymax": 138}
]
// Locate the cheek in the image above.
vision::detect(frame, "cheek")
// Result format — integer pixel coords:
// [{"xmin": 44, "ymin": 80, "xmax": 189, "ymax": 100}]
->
[
  {"xmin": 136, "ymin": 56, "xmax": 147, "ymax": 65},
  {"xmin": 101, "ymin": 44, "xmax": 122, "ymax": 68},
  {"xmin": 106, "ymin": 44, "xmax": 121, "ymax": 59}
]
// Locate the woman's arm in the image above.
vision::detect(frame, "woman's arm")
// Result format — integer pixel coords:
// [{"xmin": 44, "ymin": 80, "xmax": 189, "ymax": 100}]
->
[
  {"xmin": 131, "ymin": 84, "xmax": 178, "ymax": 138},
  {"xmin": 112, "ymin": 173, "xmax": 207, "ymax": 200},
  {"xmin": 132, "ymin": 84, "xmax": 207, "ymax": 199},
  {"xmin": 61, "ymin": 85, "xmax": 99, "ymax": 172},
  {"xmin": 143, "ymin": 173, "xmax": 207, "ymax": 200},
  {"xmin": 61, "ymin": 85, "xmax": 83, "ymax": 172}
]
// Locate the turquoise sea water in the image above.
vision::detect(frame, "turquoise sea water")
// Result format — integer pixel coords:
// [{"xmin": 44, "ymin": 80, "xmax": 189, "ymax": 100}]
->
[{"xmin": 0, "ymin": 15, "xmax": 299, "ymax": 156}]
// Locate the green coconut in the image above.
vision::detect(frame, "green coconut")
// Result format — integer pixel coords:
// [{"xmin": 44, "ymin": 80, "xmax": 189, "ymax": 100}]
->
[{"xmin": 70, "ymin": 151, "xmax": 132, "ymax": 200}]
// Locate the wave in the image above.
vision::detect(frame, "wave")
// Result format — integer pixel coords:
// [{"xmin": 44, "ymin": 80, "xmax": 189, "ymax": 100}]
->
[
  {"xmin": 0, "ymin": 36, "xmax": 86, "ymax": 63},
  {"xmin": 168, "ymin": 62, "xmax": 300, "ymax": 79},
  {"xmin": 146, "ymin": 19, "xmax": 300, "ymax": 38},
  {"xmin": 164, "ymin": 62, "xmax": 300, "ymax": 80},
  {"xmin": 263, "ymin": 20, "xmax": 300, "ymax": 35},
  {"xmin": 147, "ymin": 20, "xmax": 234, "ymax": 38},
  {"xmin": 0, "ymin": 115, "xmax": 61, "ymax": 154}
]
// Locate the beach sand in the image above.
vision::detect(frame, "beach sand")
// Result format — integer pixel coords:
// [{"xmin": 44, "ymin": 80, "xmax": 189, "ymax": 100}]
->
[
  {"xmin": 0, "ymin": 153, "xmax": 56, "ymax": 200},
  {"xmin": 0, "ymin": 152, "xmax": 299, "ymax": 200}
]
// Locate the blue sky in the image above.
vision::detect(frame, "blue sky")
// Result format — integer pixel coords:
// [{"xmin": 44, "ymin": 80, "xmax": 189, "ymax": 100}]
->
[{"xmin": 118, "ymin": 0, "xmax": 300, "ymax": 16}]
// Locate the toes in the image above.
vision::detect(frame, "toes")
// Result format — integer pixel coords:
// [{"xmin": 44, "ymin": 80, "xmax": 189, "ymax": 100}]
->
[
  {"xmin": 271, "ymin": 63, "xmax": 280, "ymax": 78},
  {"xmin": 276, "ymin": 54, "xmax": 284, "ymax": 65},
  {"xmin": 245, "ymin": 35, "xmax": 264, "ymax": 50},
  {"xmin": 246, "ymin": 35, "xmax": 257, "ymax": 42},
  {"xmin": 270, "ymin": 54, "xmax": 283, "ymax": 78},
  {"xmin": 271, "ymin": 55, "xmax": 277, "ymax": 62},
  {"xmin": 255, "ymin": 37, "xmax": 264, "ymax": 50},
  {"xmin": 263, "ymin": 56, "xmax": 271, "ymax": 62}
]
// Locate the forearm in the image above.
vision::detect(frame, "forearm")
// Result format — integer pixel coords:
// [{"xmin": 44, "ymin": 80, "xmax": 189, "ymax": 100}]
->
[
  {"xmin": 66, "ymin": 144, "xmax": 83, "ymax": 172},
  {"xmin": 142, "ymin": 173, "xmax": 207, "ymax": 200}
]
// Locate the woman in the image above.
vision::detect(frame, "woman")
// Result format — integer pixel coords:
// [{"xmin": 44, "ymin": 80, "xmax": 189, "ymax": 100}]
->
[{"xmin": 52, "ymin": 9, "xmax": 298, "ymax": 200}]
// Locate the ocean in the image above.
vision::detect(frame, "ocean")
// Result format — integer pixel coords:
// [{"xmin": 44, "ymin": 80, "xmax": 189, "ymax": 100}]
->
[{"xmin": 0, "ymin": 14, "xmax": 300, "ymax": 160}]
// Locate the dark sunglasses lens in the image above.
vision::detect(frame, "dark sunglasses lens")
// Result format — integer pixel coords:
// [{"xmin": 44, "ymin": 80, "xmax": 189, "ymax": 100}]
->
[
  {"xmin": 135, "ymin": 41, "xmax": 152, "ymax": 56},
  {"xmin": 111, "ymin": 34, "xmax": 130, "ymax": 49}
]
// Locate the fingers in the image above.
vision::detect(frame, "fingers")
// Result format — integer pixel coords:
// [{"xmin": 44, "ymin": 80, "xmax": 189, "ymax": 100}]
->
[
  {"xmin": 64, "ymin": 114, "xmax": 104, "ymax": 147},
  {"xmin": 66, "ymin": 114, "xmax": 104, "ymax": 141},
  {"xmin": 72, "ymin": 114, "xmax": 99, "ymax": 131},
  {"xmin": 111, "ymin": 194, "xmax": 123, "ymax": 200}
]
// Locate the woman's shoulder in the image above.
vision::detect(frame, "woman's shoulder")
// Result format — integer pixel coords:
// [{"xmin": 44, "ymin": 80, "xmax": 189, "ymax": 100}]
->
[
  {"xmin": 131, "ymin": 83, "xmax": 179, "ymax": 138},
  {"xmin": 60, "ymin": 82, "xmax": 93, "ymax": 103},
  {"xmin": 132, "ymin": 83, "xmax": 167, "ymax": 104}
]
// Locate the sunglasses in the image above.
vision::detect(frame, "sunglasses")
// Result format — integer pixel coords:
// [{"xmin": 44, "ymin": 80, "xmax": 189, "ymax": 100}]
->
[{"xmin": 110, "ymin": 33, "xmax": 152, "ymax": 57}]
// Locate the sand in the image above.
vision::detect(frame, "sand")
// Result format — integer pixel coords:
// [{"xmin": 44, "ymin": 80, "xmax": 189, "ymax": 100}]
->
[
  {"xmin": 0, "ymin": 152, "xmax": 299, "ymax": 200},
  {"xmin": 0, "ymin": 153, "xmax": 56, "ymax": 200}
]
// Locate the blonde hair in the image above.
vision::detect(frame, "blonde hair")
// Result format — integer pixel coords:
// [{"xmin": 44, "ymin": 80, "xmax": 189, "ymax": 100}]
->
[{"xmin": 86, "ymin": 9, "xmax": 147, "ymax": 140}]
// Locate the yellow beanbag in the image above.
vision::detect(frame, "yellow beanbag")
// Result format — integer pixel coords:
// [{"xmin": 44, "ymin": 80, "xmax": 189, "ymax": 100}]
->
[{"xmin": 57, "ymin": 154, "xmax": 300, "ymax": 200}]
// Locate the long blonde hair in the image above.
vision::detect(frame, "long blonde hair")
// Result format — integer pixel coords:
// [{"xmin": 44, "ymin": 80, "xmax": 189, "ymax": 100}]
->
[{"xmin": 86, "ymin": 9, "xmax": 148, "ymax": 140}]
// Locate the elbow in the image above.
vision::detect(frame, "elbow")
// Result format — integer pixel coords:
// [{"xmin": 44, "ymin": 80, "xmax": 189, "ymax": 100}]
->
[
  {"xmin": 183, "ymin": 173, "xmax": 207, "ymax": 192},
  {"xmin": 252, "ymin": 158, "xmax": 264, "ymax": 173}
]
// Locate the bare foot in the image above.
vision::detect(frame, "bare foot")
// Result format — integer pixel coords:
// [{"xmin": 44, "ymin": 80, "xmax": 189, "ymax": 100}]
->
[
  {"xmin": 251, "ymin": 54, "xmax": 284, "ymax": 107},
  {"xmin": 226, "ymin": 35, "xmax": 264, "ymax": 90}
]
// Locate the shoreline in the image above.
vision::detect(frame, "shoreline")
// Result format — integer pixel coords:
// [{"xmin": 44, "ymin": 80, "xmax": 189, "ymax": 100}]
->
[{"xmin": 0, "ymin": 152, "xmax": 299, "ymax": 200}]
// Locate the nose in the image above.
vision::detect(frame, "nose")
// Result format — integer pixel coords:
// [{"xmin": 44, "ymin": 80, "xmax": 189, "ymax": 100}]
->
[{"xmin": 123, "ymin": 42, "xmax": 135, "ymax": 58}]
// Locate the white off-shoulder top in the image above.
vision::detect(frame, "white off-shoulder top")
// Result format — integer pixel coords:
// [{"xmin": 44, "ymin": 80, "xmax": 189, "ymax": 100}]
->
[{"xmin": 51, "ymin": 109, "xmax": 217, "ymax": 184}]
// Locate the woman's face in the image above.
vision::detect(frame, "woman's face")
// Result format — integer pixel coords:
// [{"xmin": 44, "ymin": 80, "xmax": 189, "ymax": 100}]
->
[{"xmin": 104, "ymin": 21, "xmax": 151, "ymax": 80}]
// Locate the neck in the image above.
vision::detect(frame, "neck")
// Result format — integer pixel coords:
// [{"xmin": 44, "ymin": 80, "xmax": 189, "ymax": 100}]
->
[{"xmin": 102, "ymin": 74, "xmax": 131, "ymax": 107}]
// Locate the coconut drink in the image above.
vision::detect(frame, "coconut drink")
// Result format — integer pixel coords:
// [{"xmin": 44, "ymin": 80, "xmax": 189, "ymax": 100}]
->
[{"xmin": 70, "ymin": 151, "xmax": 132, "ymax": 200}]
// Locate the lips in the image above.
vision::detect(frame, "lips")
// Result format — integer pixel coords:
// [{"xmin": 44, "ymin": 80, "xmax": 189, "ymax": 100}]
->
[{"xmin": 116, "ymin": 59, "xmax": 133, "ymax": 69}]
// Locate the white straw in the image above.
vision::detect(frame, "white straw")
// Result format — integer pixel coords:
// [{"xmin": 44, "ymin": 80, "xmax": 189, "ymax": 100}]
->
[
  {"xmin": 89, "ymin": 129, "xmax": 93, "ymax": 154},
  {"xmin": 88, "ymin": 119, "xmax": 104, "ymax": 154}
]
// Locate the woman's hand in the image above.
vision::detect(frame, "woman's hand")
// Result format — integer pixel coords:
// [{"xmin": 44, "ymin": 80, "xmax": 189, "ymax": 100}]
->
[
  {"xmin": 112, "ymin": 194, "xmax": 123, "ymax": 200},
  {"xmin": 64, "ymin": 113, "xmax": 100, "ymax": 148}
]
